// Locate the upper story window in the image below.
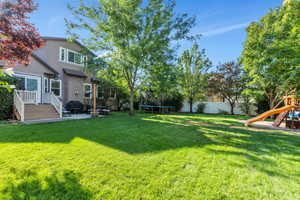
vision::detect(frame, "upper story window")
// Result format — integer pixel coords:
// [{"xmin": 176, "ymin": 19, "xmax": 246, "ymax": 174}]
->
[{"xmin": 59, "ymin": 47, "xmax": 87, "ymax": 66}]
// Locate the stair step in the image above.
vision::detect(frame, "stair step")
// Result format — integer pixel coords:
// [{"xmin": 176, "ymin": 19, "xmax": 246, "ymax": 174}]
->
[
  {"xmin": 24, "ymin": 104, "xmax": 60, "ymax": 121},
  {"xmin": 273, "ymin": 111, "xmax": 289, "ymax": 127}
]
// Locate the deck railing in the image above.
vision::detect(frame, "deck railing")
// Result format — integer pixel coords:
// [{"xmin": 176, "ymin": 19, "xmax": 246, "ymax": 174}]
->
[
  {"xmin": 14, "ymin": 90, "xmax": 24, "ymax": 121},
  {"xmin": 50, "ymin": 92, "xmax": 62, "ymax": 118},
  {"xmin": 17, "ymin": 90, "xmax": 38, "ymax": 104}
]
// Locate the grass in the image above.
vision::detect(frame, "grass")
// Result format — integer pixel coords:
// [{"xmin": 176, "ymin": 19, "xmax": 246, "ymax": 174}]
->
[{"xmin": 0, "ymin": 113, "xmax": 300, "ymax": 200}]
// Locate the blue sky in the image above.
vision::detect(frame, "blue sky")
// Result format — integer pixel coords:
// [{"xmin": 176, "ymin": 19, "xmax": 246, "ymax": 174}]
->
[{"xmin": 30, "ymin": 0, "xmax": 283, "ymax": 65}]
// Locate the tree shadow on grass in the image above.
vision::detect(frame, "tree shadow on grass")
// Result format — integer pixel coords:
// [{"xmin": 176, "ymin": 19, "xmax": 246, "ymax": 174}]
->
[
  {"xmin": 1, "ymin": 169, "xmax": 93, "ymax": 200},
  {"xmin": 0, "ymin": 113, "xmax": 300, "ymax": 180},
  {"xmin": 0, "ymin": 113, "xmax": 300, "ymax": 156},
  {"xmin": 146, "ymin": 115, "xmax": 300, "ymax": 180},
  {"xmin": 0, "ymin": 115, "xmax": 216, "ymax": 154},
  {"xmin": 0, "ymin": 114, "xmax": 300, "ymax": 154}
]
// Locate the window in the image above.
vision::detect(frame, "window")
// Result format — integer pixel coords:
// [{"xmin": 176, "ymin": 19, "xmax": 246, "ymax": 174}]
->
[
  {"xmin": 44, "ymin": 78, "xmax": 49, "ymax": 93},
  {"xmin": 84, "ymin": 84, "xmax": 92, "ymax": 99},
  {"xmin": 50, "ymin": 79, "xmax": 61, "ymax": 97},
  {"xmin": 59, "ymin": 47, "xmax": 86, "ymax": 66},
  {"xmin": 60, "ymin": 48, "xmax": 66, "ymax": 62},
  {"xmin": 68, "ymin": 51, "xmax": 75, "ymax": 63},
  {"xmin": 16, "ymin": 77, "xmax": 26, "ymax": 90},
  {"xmin": 15, "ymin": 76, "xmax": 38, "ymax": 91},
  {"xmin": 74, "ymin": 53, "xmax": 82, "ymax": 64},
  {"xmin": 97, "ymin": 87, "xmax": 104, "ymax": 99},
  {"xmin": 83, "ymin": 56, "xmax": 88, "ymax": 65},
  {"xmin": 27, "ymin": 79, "xmax": 38, "ymax": 91}
]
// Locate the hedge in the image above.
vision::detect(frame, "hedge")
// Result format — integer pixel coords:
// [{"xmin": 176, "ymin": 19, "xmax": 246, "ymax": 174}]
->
[{"xmin": 0, "ymin": 73, "xmax": 17, "ymax": 120}]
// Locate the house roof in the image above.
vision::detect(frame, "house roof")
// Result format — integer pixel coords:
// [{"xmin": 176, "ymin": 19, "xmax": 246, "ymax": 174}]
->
[
  {"xmin": 42, "ymin": 37, "xmax": 97, "ymax": 57},
  {"xmin": 63, "ymin": 68, "xmax": 87, "ymax": 78},
  {"xmin": 31, "ymin": 53, "xmax": 59, "ymax": 75}
]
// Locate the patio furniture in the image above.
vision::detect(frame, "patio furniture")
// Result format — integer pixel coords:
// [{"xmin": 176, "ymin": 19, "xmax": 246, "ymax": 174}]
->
[
  {"xmin": 65, "ymin": 101, "xmax": 84, "ymax": 114},
  {"xmin": 62, "ymin": 107, "xmax": 72, "ymax": 117},
  {"xmin": 88, "ymin": 106, "xmax": 111, "ymax": 115},
  {"xmin": 99, "ymin": 109, "xmax": 110, "ymax": 115}
]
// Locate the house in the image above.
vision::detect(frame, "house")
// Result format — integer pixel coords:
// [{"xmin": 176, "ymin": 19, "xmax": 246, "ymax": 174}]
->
[{"xmin": 4, "ymin": 37, "xmax": 98, "ymax": 121}]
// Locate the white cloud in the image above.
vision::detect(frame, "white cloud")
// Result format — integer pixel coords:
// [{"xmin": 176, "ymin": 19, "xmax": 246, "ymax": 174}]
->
[{"xmin": 201, "ymin": 22, "xmax": 250, "ymax": 37}]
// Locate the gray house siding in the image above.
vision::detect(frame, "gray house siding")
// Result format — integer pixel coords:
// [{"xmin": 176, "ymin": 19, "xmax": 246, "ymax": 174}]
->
[
  {"xmin": 9, "ymin": 57, "xmax": 54, "ymax": 76},
  {"xmin": 65, "ymin": 75, "xmax": 86, "ymax": 104}
]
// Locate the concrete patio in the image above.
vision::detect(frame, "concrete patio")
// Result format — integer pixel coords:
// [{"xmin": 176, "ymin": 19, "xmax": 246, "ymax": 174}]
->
[{"xmin": 22, "ymin": 114, "xmax": 104, "ymax": 125}]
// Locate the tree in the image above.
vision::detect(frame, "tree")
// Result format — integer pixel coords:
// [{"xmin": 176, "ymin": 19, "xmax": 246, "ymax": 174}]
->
[
  {"xmin": 178, "ymin": 44, "xmax": 211, "ymax": 113},
  {"xmin": 143, "ymin": 62, "xmax": 178, "ymax": 107},
  {"xmin": 209, "ymin": 62, "xmax": 243, "ymax": 115},
  {"xmin": 0, "ymin": 72, "xmax": 17, "ymax": 120},
  {"xmin": 66, "ymin": 0, "xmax": 196, "ymax": 115},
  {"xmin": 241, "ymin": 0, "xmax": 300, "ymax": 109},
  {"xmin": 0, "ymin": 0, "xmax": 44, "ymax": 66}
]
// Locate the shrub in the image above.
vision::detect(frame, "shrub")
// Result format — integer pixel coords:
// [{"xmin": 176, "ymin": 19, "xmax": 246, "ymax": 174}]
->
[
  {"xmin": 164, "ymin": 93, "xmax": 184, "ymax": 112},
  {"xmin": 0, "ymin": 74, "xmax": 16, "ymax": 120},
  {"xmin": 196, "ymin": 103, "xmax": 206, "ymax": 113},
  {"xmin": 218, "ymin": 109, "xmax": 230, "ymax": 115},
  {"xmin": 256, "ymin": 97, "xmax": 270, "ymax": 114},
  {"xmin": 239, "ymin": 95, "xmax": 255, "ymax": 116},
  {"xmin": 0, "ymin": 88, "xmax": 13, "ymax": 120}
]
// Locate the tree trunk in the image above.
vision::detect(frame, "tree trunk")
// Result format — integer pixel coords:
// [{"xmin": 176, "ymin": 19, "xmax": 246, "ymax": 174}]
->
[
  {"xmin": 229, "ymin": 102, "xmax": 235, "ymax": 115},
  {"xmin": 129, "ymin": 88, "xmax": 134, "ymax": 116},
  {"xmin": 269, "ymin": 99, "xmax": 275, "ymax": 110},
  {"xmin": 189, "ymin": 98, "xmax": 193, "ymax": 113},
  {"xmin": 160, "ymin": 95, "xmax": 163, "ymax": 113},
  {"xmin": 269, "ymin": 98, "xmax": 276, "ymax": 119}
]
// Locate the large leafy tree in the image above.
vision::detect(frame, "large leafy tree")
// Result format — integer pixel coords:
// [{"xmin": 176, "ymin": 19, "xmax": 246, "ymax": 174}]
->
[
  {"xmin": 66, "ymin": 0, "xmax": 195, "ymax": 115},
  {"xmin": 0, "ymin": 0, "xmax": 44, "ymax": 66},
  {"xmin": 178, "ymin": 44, "xmax": 211, "ymax": 113},
  {"xmin": 209, "ymin": 62, "xmax": 244, "ymax": 115},
  {"xmin": 241, "ymin": 0, "xmax": 300, "ymax": 109},
  {"xmin": 143, "ymin": 50, "xmax": 178, "ymax": 107}
]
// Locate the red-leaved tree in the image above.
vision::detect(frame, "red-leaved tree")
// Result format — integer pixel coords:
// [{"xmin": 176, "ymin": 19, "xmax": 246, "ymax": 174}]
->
[{"xmin": 0, "ymin": 0, "xmax": 44, "ymax": 66}]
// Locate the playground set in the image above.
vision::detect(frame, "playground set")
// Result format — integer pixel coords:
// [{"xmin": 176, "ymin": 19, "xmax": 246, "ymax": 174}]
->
[{"xmin": 245, "ymin": 95, "xmax": 300, "ymax": 129}]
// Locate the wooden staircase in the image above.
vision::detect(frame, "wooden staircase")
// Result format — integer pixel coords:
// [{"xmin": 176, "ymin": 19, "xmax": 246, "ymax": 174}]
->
[
  {"xmin": 24, "ymin": 104, "xmax": 60, "ymax": 121},
  {"xmin": 272, "ymin": 111, "xmax": 289, "ymax": 127}
]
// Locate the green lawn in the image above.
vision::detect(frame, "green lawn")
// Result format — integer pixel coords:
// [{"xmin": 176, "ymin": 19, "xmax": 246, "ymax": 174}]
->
[{"xmin": 0, "ymin": 113, "xmax": 299, "ymax": 200}]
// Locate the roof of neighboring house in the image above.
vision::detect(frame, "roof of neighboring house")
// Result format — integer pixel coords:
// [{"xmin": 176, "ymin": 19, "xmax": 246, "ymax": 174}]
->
[
  {"xmin": 42, "ymin": 36, "xmax": 97, "ymax": 57},
  {"xmin": 31, "ymin": 53, "xmax": 59, "ymax": 75},
  {"xmin": 63, "ymin": 68, "xmax": 87, "ymax": 78}
]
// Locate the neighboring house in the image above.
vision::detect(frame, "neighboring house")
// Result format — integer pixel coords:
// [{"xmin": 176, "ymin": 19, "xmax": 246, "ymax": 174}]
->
[{"xmin": 4, "ymin": 37, "xmax": 98, "ymax": 121}]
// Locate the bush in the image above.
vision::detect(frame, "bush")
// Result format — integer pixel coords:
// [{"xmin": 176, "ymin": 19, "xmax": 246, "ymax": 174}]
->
[
  {"xmin": 256, "ymin": 97, "xmax": 270, "ymax": 114},
  {"xmin": 0, "ymin": 74, "xmax": 16, "ymax": 120},
  {"xmin": 218, "ymin": 109, "xmax": 230, "ymax": 115},
  {"xmin": 0, "ymin": 88, "xmax": 13, "ymax": 120},
  {"xmin": 196, "ymin": 103, "xmax": 206, "ymax": 113},
  {"xmin": 164, "ymin": 93, "xmax": 184, "ymax": 112},
  {"xmin": 239, "ymin": 95, "xmax": 255, "ymax": 116}
]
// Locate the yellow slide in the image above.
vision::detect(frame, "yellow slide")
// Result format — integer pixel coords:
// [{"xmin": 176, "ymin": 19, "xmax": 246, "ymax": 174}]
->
[{"xmin": 245, "ymin": 105, "xmax": 298, "ymax": 126}]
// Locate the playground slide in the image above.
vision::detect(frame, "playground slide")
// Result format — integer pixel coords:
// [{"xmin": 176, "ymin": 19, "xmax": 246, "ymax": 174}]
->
[{"xmin": 245, "ymin": 105, "xmax": 297, "ymax": 126}]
